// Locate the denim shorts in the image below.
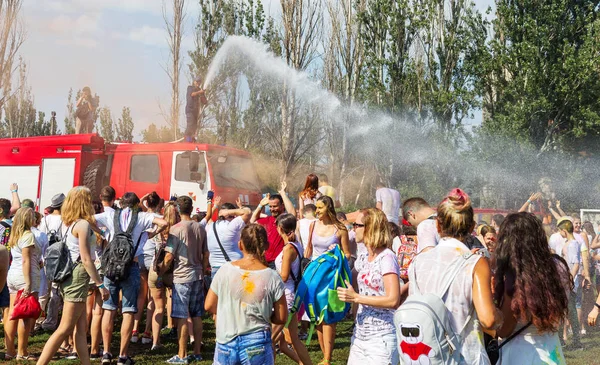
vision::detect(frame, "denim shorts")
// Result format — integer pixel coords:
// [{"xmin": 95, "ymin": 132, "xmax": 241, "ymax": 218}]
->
[
  {"xmin": 102, "ymin": 263, "xmax": 140, "ymax": 313},
  {"xmin": 0, "ymin": 284, "xmax": 9, "ymax": 307},
  {"xmin": 171, "ymin": 280, "xmax": 204, "ymax": 319},
  {"xmin": 214, "ymin": 330, "xmax": 273, "ymax": 365}
]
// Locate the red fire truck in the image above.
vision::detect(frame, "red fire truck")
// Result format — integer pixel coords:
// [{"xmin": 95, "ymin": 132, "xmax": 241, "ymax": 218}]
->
[{"xmin": 0, "ymin": 134, "xmax": 262, "ymax": 213}]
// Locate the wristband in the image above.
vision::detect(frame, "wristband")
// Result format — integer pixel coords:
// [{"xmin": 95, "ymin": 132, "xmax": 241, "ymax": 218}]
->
[
  {"xmin": 97, "ymin": 283, "xmax": 106, "ymax": 290},
  {"xmin": 527, "ymin": 200, "xmax": 532, "ymax": 204},
  {"xmin": 595, "ymin": 303, "xmax": 600, "ymax": 310},
  {"xmin": 10, "ymin": 190, "xmax": 17, "ymax": 193}
]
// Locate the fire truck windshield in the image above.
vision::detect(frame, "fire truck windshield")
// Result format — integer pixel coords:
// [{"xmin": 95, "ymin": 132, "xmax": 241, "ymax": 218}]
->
[{"xmin": 207, "ymin": 153, "xmax": 260, "ymax": 191}]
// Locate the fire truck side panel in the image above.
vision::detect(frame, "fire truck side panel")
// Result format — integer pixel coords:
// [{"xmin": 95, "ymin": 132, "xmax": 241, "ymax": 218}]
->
[
  {"xmin": 39, "ymin": 158, "xmax": 76, "ymax": 210},
  {"xmin": 0, "ymin": 166, "xmax": 40, "ymax": 205}
]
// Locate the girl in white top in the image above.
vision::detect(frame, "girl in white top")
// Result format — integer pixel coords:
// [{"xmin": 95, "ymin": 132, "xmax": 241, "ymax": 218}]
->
[
  {"xmin": 37, "ymin": 186, "xmax": 109, "ymax": 365},
  {"xmin": 273, "ymin": 213, "xmax": 311, "ymax": 365},
  {"xmin": 408, "ymin": 189, "xmax": 504, "ymax": 365},
  {"xmin": 5, "ymin": 208, "xmax": 41, "ymax": 360},
  {"xmin": 494, "ymin": 212, "xmax": 567, "ymax": 364},
  {"xmin": 338, "ymin": 208, "xmax": 402, "ymax": 365}
]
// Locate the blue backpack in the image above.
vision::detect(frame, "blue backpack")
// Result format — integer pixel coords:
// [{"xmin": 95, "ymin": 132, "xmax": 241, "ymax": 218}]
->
[{"xmin": 286, "ymin": 245, "xmax": 352, "ymax": 344}]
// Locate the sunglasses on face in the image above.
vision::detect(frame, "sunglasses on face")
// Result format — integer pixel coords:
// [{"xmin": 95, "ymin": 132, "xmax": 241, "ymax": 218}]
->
[{"xmin": 353, "ymin": 223, "xmax": 365, "ymax": 228}]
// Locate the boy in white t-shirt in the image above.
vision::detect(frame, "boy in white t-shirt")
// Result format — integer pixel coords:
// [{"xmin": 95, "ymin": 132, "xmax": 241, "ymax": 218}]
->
[{"xmin": 402, "ymin": 197, "xmax": 440, "ymax": 253}]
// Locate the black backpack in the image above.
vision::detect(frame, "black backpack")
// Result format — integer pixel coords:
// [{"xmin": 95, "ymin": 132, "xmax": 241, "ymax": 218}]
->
[
  {"xmin": 101, "ymin": 209, "xmax": 142, "ymax": 282},
  {"xmin": 46, "ymin": 223, "xmax": 78, "ymax": 283},
  {"xmin": 45, "ymin": 217, "xmax": 63, "ymax": 246}
]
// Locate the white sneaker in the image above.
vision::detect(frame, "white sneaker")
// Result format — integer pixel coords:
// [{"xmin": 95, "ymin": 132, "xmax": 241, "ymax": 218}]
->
[
  {"xmin": 130, "ymin": 331, "xmax": 139, "ymax": 344},
  {"xmin": 581, "ymin": 329, "xmax": 587, "ymax": 336}
]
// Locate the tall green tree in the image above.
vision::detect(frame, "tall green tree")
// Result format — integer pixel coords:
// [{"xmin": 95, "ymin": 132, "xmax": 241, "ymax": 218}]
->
[
  {"xmin": 97, "ymin": 106, "xmax": 115, "ymax": 142},
  {"xmin": 479, "ymin": 0, "xmax": 600, "ymax": 155},
  {"xmin": 115, "ymin": 107, "xmax": 134, "ymax": 142}
]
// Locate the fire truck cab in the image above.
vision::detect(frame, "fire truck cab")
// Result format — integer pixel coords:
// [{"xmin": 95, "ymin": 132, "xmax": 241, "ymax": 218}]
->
[{"xmin": 0, "ymin": 134, "xmax": 262, "ymax": 213}]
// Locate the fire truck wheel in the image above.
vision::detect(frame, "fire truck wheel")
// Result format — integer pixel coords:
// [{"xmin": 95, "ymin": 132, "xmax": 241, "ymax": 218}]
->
[{"xmin": 84, "ymin": 159, "xmax": 107, "ymax": 198}]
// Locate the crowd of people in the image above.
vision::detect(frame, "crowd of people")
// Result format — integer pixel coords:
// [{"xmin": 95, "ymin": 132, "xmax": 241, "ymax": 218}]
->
[{"xmin": 0, "ymin": 174, "xmax": 597, "ymax": 365}]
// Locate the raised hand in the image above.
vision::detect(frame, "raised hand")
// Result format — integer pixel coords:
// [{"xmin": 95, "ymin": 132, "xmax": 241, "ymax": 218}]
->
[
  {"xmin": 213, "ymin": 196, "xmax": 222, "ymax": 207},
  {"xmin": 279, "ymin": 181, "xmax": 287, "ymax": 194},
  {"xmin": 259, "ymin": 193, "xmax": 270, "ymax": 207},
  {"xmin": 529, "ymin": 192, "xmax": 542, "ymax": 202},
  {"xmin": 236, "ymin": 196, "xmax": 243, "ymax": 209}
]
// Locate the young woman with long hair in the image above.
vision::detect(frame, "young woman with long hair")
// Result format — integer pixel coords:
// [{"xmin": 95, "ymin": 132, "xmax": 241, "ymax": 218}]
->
[
  {"xmin": 407, "ymin": 188, "xmax": 504, "ymax": 364},
  {"xmin": 298, "ymin": 174, "xmax": 321, "ymax": 218},
  {"xmin": 147, "ymin": 201, "xmax": 179, "ymax": 350},
  {"xmin": 205, "ymin": 224, "xmax": 288, "ymax": 365},
  {"xmin": 306, "ymin": 195, "xmax": 350, "ymax": 365},
  {"xmin": 494, "ymin": 212, "xmax": 568, "ymax": 363},
  {"xmin": 132, "ymin": 192, "xmax": 163, "ymax": 345},
  {"xmin": 37, "ymin": 187, "xmax": 109, "ymax": 365},
  {"xmin": 5, "ymin": 208, "xmax": 40, "ymax": 360},
  {"xmin": 338, "ymin": 208, "xmax": 401, "ymax": 365},
  {"xmin": 273, "ymin": 213, "xmax": 312, "ymax": 365}
]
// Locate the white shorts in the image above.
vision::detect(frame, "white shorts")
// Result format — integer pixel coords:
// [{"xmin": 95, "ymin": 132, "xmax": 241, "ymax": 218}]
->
[{"xmin": 348, "ymin": 332, "xmax": 398, "ymax": 365}]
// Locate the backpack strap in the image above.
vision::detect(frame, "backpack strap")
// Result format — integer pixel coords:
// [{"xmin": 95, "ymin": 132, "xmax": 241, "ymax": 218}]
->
[
  {"xmin": 288, "ymin": 243, "xmax": 302, "ymax": 289},
  {"xmin": 437, "ymin": 252, "xmax": 474, "ymax": 299},
  {"xmin": 113, "ymin": 209, "xmax": 124, "ymax": 235},
  {"xmin": 125, "ymin": 210, "xmax": 139, "ymax": 234},
  {"xmin": 498, "ymin": 322, "xmax": 532, "ymax": 349},
  {"xmin": 0, "ymin": 221, "xmax": 10, "ymax": 229},
  {"xmin": 410, "ymin": 252, "xmax": 473, "ymax": 298},
  {"xmin": 212, "ymin": 222, "xmax": 231, "ymax": 262}
]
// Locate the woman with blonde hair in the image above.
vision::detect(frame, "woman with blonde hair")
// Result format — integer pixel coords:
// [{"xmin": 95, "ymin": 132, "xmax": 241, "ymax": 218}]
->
[
  {"xmin": 146, "ymin": 201, "xmax": 179, "ymax": 350},
  {"xmin": 406, "ymin": 188, "xmax": 504, "ymax": 364},
  {"xmin": 37, "ymin": 187, "xmax": 109, "ymax": 365},
  {"xmin": 5, "ymin": 207, "xmax": 41, "ymax": 360},
  {"xmin": 305, "ymin": 195, "xmax": 351, "ymax": 365},
  {"xmin": 298, "ymin": 174, "xmax": 321, "ymax": 218},
  {"xmin": 338, "ymin": 208, "xmax": 401, "ymax": 365}
]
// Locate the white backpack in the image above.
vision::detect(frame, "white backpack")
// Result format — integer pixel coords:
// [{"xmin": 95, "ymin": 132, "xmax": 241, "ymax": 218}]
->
[{"xmin": 394, "ymin": 253, "xmax": 474, "ymax": 365}]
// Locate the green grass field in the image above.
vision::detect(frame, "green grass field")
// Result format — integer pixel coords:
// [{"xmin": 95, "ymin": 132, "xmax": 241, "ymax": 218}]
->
[{"xmin": 0, "ymin": 318, "xmax": 598, "ymax": 364}]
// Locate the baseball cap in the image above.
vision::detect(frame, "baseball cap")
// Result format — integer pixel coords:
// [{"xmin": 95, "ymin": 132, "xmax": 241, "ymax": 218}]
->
[{"xmin": 557, "ymin": 216, "xmax": 573, "ymax": 227}]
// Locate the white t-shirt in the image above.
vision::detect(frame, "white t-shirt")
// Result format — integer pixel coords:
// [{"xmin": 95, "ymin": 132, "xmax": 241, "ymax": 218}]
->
[
  {"xmin": 206, "ymin": 217, "xmax": 246, "ymax": 268},
  {"xmin": 416, "ymin": 217, "xmax": 440, "ymax": 253},
  {"xmin": 298, "ymin": 218, "xmax": 317, "ymax": 247},
  {"xmin": 375, "ymin": 188, "xmax": 401, "ymax": 224},
  {"xmin": 7, "ymin": 231, "xmax": 42, "ymax": 289},
  {"xmin": 354, "ymin": 248, "xmax": 401, "ymax": 340},
  {"xmin": 211, "ymin": 262, "xmax": 285, "ymax": 344},
  {"xmin": 95, "ymin": 208, "xmax": 156, "ymax": 258},
  {"xmin": 39, "ymin": 214, "xmax": 63, "ymax": 235}
]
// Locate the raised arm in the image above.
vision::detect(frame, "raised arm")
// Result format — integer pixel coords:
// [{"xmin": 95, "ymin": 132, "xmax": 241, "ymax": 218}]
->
[
  {"xmin": 219, "ymin": 207, "xmax": 252, "ymax": 224},
  {"xmin": 556, "ymin": 200, "xmax": 566, "ymax": 217},
  {"xmin": 9, "ymin": 183, "xmax": 20, "ymax": 215},
  {"xmin": 518, "ymin": 192, "xmax": 541, "ymax": 213},
  {"xmin": 547, "ymin": 201, "xmax": 562, "ymax": 221},
  {"xmin": 205, "ymin": 196, "xmax": 221, "ymax": 225},
  {"xmin": 278, "ymin": 182, "xmax": 296, "ymax": 217},
  {"xmin": 251, "ymin": 194, "xmax": 270, "ymax": 224}
]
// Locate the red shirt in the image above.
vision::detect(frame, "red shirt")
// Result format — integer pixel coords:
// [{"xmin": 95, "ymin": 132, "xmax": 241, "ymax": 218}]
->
[{"xmin": 256, "ymin": 216, "xmax": 284, "ymax": 263}]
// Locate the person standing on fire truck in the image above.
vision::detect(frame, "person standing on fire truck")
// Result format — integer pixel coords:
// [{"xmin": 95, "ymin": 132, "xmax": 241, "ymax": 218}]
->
[{"xmin": 184, "ymin": 77, "xmax": 208, "ymax": 143}]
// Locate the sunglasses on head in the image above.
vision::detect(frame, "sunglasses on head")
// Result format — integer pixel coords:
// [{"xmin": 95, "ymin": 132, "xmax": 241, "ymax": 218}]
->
[{"xmin": 353, "ymin": 223, "xmax": 365, "ymax": 228}]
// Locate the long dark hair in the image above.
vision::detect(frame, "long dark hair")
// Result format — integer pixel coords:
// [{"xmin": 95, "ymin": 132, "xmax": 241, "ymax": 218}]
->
[
  {"xmin": 494, "ymin": 212, "xmax": 568, "ymax": 332},
  {"xmin": 316, "ymin": 196, "xmax": 346, "ymax": 232}
]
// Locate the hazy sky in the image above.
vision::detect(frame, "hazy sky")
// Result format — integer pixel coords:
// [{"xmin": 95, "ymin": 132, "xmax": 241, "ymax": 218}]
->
[{"xmin": 20, "ymin": 0, "xmax": 495, "ymax": 138}]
